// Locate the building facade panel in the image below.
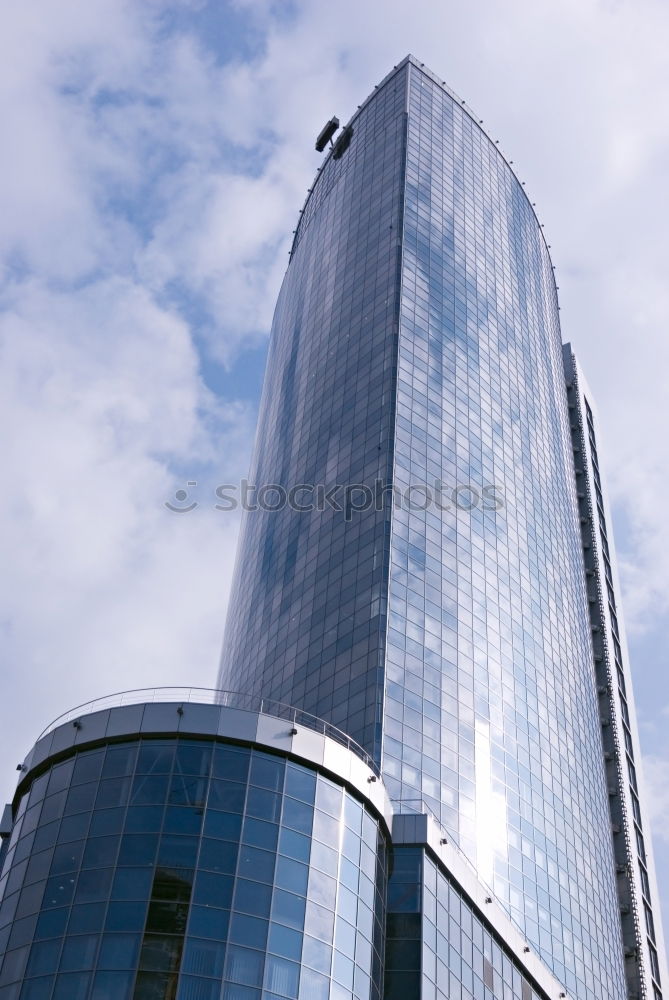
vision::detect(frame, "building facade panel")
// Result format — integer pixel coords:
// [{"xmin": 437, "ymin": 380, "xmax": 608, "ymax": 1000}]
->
[
  {"xmin": 564, "ymin": 346, "xmax": 667, "ymax": 1000},
  {"xmin": 383, "ymin": 62, "xmax": 626, "ymax": 1000},
  {"xmin": 219, "ymin": 63, "xmax": 409, "ymax": 760},
  {"xmin": 0, "ymin": 727, "xmax": 387, "ymax": 1000},
  {"xmin": 385, "ymin": 846, "xmax": 550, "ymax": 1000},
  {"xmin": 215, "ymin": 54, "xmax": 641, "ymax": 1000}
]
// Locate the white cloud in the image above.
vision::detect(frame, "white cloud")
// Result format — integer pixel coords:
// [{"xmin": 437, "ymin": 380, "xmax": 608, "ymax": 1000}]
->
[
  {"xmin": 0, "ymin": 275, "xmax": 253, "ymax": 790},
  {"xmin": 641, "ymin": 755, "xmax": 669, "ymax": 845}
]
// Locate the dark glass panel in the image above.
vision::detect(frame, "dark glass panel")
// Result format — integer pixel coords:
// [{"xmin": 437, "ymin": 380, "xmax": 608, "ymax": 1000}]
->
[
  {"xmin": 198, "ymin": 839, "xmax": 238, "ymax": 875},
  {"xmin": 24, "ymin": 852, "xmax": 53, "ymax": 888},
  {"xmin": 157, "ymin": 836, "xmax": 198, "ymax": 869},
  {"xmin": 25, "ymin": 938, "xmax": 61, "ymax": 976},
  {"xmin": 96, "ymin": 777, "xmax": 131, "ymax": 810},
  {"xmin": 124, "ymin": 806, "xmax": 164, "ymax": 833},
  {"xmin": 238, "ymin": 846, "xmax": 275, "ymax": 884},
  {"xmin": 7, "ymin": 915, "xmax": 38, "ymax": 952},
  {"xmin": 162, "ymin": 808, "xmax": 203, "ymax": 837},
  {"xmin": 59, "ymin": 933, "xmax": 99, "ymax": 971},
  {"xmin": 148, "ymin": 870, "xmax": 191, "ymax": 908},
  {"xmin": 41, "ymin": 876, "xmax": 72, "ymax": 911},
  {"xmin": 28, "ymin": 773, "xmax": 50, "ymax": 804},
  {"xmin": 192, "ymin": 872, "xmax": 233, "ymax": 910},
  {"xmin": 68, "ymin": 902, "xmax": 106, "ymax": 935},
  {"xmin": 136, "ymin": 743, "xmax": 175, "ymax": 775},
  {"xmin": 38, "ymin": 793, "xmax": 66, "ymax": 827},
  {"xmin": 138, "ymin": 933, "xmax": 183, "ymax": 972},
  {"xmin": 384, "ymin": 970, "xmax": 421, "ymax": 1000},
  {"xmin": 133, "ymin": 970, "xmax": 179, "ymax": 1000},
  {"xmin": 18, "ymin": 975, "xmax": 54, "ymax": 1000},
  {"xmin": 74, "ymin": 867, "xmax": 113, "ymax": 903},
  {"xmin": 284, "ymin": 766, "xmax": 316, "ymax": 804},
  {"xmin": 57, "ymin": 814, "xmax": 90, "ymax": 845},
  {"xmin": 31, "ymin": 822, "xmax": 58, "ymax": 856},
  {"xmin": 71, "ymin": 753, "xmax": 104, "ymax": 787},
  {"xmin": 101, "ymin": 745, "xmax": 138, "ymax": 779},
  {"xmin": 111, "ymin": 868, "xmax": 153, "ymax": 901},
  {"xmin": 174, "ymin": 743, "xmax": 213, "ymax": 778},
  {"xmin": 203, "ymin": 812, "xmax": 242, "ymax": 842},
  {"xmin": 233, "ymin": 880, "xmax": 272, "ymax": 919},
  {"xmin": 131, "ymin": 775, "xmax": 170, "ymax": 807},
  {"xmin": 145, "ymin": 901, "xmax": 189, "ymax": 935},
  {"xmin": 118, "ymin": 834, "xmax": 158, "ymax": 867},
  {"xmin": 52, "ymin": 971, "xmax": 90, "ymax": 1000},
  {"xmin": 212, "ymin": 747, "xmax": 250, "ymax": 783},
  {"xmin": 82, "ymin": 836, "xmax": 120, "ymax": 869},
  {"xmin": 242, "ymin": 819, "xmax": 278, "ymax": 852},
  {"xmin": 89, "ymin": 808, "xmax": 125, "ymax": 837},
  {"xmin": 90, "ymin": 970, "xmax": 134, "ymax": 1000},
  {"xmin": 229, "ymin": 913, "xmax": 268, "ymax": 950},
  {"xmin": 208, "ymin": 781, "xmax": 246, "ymax": 814},
  {"xmin": 249, "ymin": 755, "xmax": 284, "ymax": 792},
  {"xmin": 104, "ymin": 901, "xmax": 147, "ymax": 934},
  {"xmin": 387, "ymin": 880, "xmax": 420, "ymax": 913},
  {"xmin": 245, "ymin": 789, "xmax": 281, "ymax": 824},
  {"xmin": 0, "ymin": 945, "xmax": 29, "ymax": 985},
  {"xmin": 168, "ymin": 776, "xmax": 207, "ymax": 809},
  {"xmin": 5, "ymin": 860, "xmax": 28, "ymax": 899},
  {"xmin": 34, "ymin": 907, "xmax": 68, "ymax": 941},
  {"xmin": 187, "ymin": 905, "xmax": 230, "ymax": 941},
  {"xmin": 50, "ymin": 842, "xmax": 84, "ymax": 877}
]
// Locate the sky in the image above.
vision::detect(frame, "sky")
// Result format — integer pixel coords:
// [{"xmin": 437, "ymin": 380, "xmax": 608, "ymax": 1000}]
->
[{"xmin": 1, "ymin": 0, "xmax": 668, "ymax": 957}]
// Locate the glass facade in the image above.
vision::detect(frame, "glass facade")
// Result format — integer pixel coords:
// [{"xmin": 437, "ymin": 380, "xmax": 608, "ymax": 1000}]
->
[
  {"xmin": 383, "ymin": 65, "xmax": 624, "ymax": 1000},
  {"xmin": 219, "ymin": 63, "xmax": 408, "ymax": 760},
  {"xmin": 0, "ymin": 736, "xmax": 386, "ymax": 1000},
  {"xmin": 218, "ymin": 56, "xmax": 629, "ymax": 1000},
  {"xmin": 565, "ymin": 347, "xmax": 667, "ymax": 999},
  {"xmin": 385, "ymin": 847, "xmax": 546, "ymax": 1000}
]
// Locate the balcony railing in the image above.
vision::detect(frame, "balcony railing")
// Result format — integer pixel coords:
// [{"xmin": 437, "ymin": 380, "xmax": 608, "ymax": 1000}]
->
[{"xmin": 37, "ymin": 687, "xmax": 380, "ymax": 775}]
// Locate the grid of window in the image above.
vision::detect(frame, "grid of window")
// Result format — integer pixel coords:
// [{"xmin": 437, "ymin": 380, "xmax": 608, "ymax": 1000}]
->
[
  {"xmin": 567, "ymin": 362, "xmax": 664, "ymax": 1000},
  {"xmin": 0, "ymin": 739, "xmax": 387, "ymax": 1000},
  {"xmin": 218, "ymin": 64, "xmax": 409, "ymax": 760},
  {"xmin": 216, "ymin": 54, "xmax": 629, "ymax": 1000},
  {"xmin": 385, "ymin": 846, "xmax": 548, "ymax": 1000},
  {"xmin": 382, "ymin": 64, "xmax": 626, "ymax": 1000}
]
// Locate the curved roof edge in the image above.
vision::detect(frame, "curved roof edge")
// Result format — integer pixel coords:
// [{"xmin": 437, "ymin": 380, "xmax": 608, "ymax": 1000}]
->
[
  {"xmin": 13, "ymin": 699, "xmax": 392, "ymax": 832},
  {"xmin": 291, "ymin": 54, "xmax": 557, "ymax": 281}
]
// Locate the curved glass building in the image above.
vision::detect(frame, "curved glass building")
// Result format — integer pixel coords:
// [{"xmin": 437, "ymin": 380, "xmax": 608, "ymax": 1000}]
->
[
  {"xmin": 219, "ymin": 56, "xmax": 666, "ymax": 1000},
  {"xmin": 0, "ymin": 54, "xmax": 665, "ymax": 1000},
  {"xmin": 0, "ymin": 695, "xmax": 389, "ymax": 1000}
]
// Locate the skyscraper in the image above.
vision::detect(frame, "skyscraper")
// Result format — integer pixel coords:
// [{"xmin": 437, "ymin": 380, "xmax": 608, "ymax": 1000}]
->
[
  {"xmin": 0, "ymin": 55, "xmax": 665, "ymax": 1000},
  {"xmin": 218, "ymin": 55, "xmax": 666, "ymax": 1000}
]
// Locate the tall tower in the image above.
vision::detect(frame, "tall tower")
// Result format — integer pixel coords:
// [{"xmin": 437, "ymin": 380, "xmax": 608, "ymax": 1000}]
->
[
  {"xmin": 219, "ymin": 56, "xmax": 666, "ymax": 1000},
  {"xmin": 0, "ymin": 56, "xmax": 665, "ymax": 1000}
]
